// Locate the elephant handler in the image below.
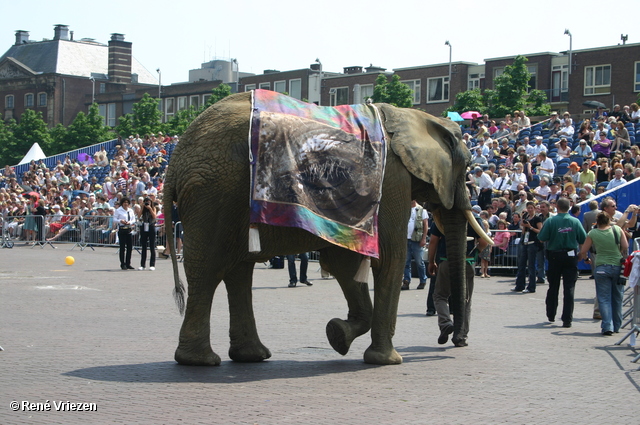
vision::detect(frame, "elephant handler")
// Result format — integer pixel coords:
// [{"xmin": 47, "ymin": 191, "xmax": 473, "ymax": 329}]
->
[{"xmin": 428, "ymin": 211, "xmax": 487, "ymax": 347}]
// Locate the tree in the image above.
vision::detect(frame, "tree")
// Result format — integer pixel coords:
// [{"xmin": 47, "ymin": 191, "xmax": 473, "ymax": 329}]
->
[
  {"xmin": 132, "ymin": 93, "xmax": 162, "ymax": 136},
  {"xmin": 525, "ymin": 89, "xmax": 551, "ymax": 117},
  {"xmin": 1, "ymin": 109, "xmax": 53, "ymax": 166},
  {"xmin": 51, "ymin": 104, "xmax": 111, "ymax": 153},
  {"xmin": 371, "ymin": 74, "xmax": 414, "ymax": 107},
  {"xmin": 444, "ymin": 88, "xmax": 486, "ymax": 116},
  {"xmin": 115, "ymin": 114, "xmax": 135, "ymax": 140},
  {"xmin": 0, "ymin": 119, "xmax": 15, "ymax": 167},
  {"xmin": 485, "ymin": 55, "xmax": 531, "ymax": 118},
  {"xmin": 163, "ymin": 107, "xmax": 200, "ymax": 136},
  {"xmin": 203, "ymin": 83, "xmax": 233, "ymax": 110}
]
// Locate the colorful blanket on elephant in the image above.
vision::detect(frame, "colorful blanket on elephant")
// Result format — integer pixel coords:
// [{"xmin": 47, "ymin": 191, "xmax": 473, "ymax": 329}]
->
[{"xmin": 249, "ymin": 89, "xmax": 387, "ymax": 258}]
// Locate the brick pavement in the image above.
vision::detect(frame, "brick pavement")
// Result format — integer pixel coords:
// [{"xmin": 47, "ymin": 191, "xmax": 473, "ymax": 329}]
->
[{"xmin": 0, "ymin": 245, "xmax": 639, "ymax": 424}]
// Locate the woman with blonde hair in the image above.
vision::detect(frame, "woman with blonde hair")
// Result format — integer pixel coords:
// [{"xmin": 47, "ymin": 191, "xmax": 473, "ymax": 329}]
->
[{"xmin": 611, "ymin": 121, "xmax": 630, "ymax": 153}]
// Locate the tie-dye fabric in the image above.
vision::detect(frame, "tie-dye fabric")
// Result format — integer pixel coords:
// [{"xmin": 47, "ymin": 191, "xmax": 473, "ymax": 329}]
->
[{"xmin": 250, "ymin": 89, "xmax": 386, "ymax": 257}]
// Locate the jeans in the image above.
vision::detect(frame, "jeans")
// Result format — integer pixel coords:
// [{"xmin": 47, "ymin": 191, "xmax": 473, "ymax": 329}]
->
[
  {"xmin": 515, "ymin": 243, "xmax": 538, "ymax": 291},
  {"xmin": 536, "ymin": 248, "xmax": 546, "ymax": 281},
  {"xmin": 404, "ymin": 240, "xmax": 427, "ymax": 283},
  {"xmin": 140, "ymin": 229, "xmax": 156, "ymax": 268},
  {"xmin": 594, "ymin": 264, "xmax": 624, "ymax": 333},
  {"xmin": 545, "ymin": 250, "xmax": 578, "ymax": 324},
  {"xmin": 287, "ymin": 253, "xmax": 308, "ymax": 284}
]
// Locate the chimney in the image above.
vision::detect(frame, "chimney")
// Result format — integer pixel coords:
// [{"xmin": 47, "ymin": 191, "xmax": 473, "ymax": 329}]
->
[
  {"xmin": 53, "ymin": 24, "xmax": 69, "ymax": 40},
  {"xmin": 15, "ymin": 30, "xmax": 29, "ymax": 45},
  {"xmin": 108, "ymin": 33, "xmax": 132, "ymax": 84}
]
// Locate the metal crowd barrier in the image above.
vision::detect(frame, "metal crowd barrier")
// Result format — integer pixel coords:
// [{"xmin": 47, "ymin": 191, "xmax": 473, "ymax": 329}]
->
[
  {"xmin": 476, "ymin": 229, "xmax": 521, "ymax": 273},
  {"xmin": 615, "ymin": 238, "xmax": 640, "ymax": 361},
  {"xmin": 2, "ymin": 213, "xmax": 182, "ymax": 257}
]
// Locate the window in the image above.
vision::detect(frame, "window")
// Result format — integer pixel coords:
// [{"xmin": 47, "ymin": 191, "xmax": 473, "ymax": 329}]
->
[
  {"xmin": 274, "ymin": 80, "xmax": 286, "ymax": 93},
  {"xmin": 402, "ymin": 79, "xmax": 421, "ymax": 104},
  {"xmin": 107, "ymin": 103, "xmax": 116, "ymax": 127},
  {"xmin": 38, "ymin": 92, "xmax": 47, "ymax": 107},
  {"xmin": 99, "ymin": 83, "xmax": 106, "ymax": 94},
  {"xmin": 177, "ymin": 96, "xmax": 187, "ymax": 111},
  {"xmin": 259, "ymin": 82, "xmax": 270, "ymax": 90},
  {"xmin": 427, "ymin": 77, "xmax": 449, "ymax": 103},
  {"xmin": 203, "ymin": 94, "xmax": 211, "ymax": 105},
  {"xmin": 361, "ymin": 84, "xmax": 374, "ymax": 102},
  {"xmin": 468, "ymin": 73, "xmax": 484, "ymax": 91},
  {"xmin": 165, "ymin": 97, "xmax": 175, "ymax": 120},
  {"xmin": 245, "ymin": 84, "xmax": 256, "ymax": 92},
  {"xmin": 551, "ymin": 65, "xmax": 569, "ymax": 102},
  {"xmin": 494, "ymin": 67, "xmax": 504, "ymax": 78},
  {"xmin": 634, "ymin": 62, "xmax": 640, "ymax": 92},
  {"xmin": 5, "ymin": 95, "xmax": 14, "ymax": 108},
  {"xmin": 25, "ymin": 93, "xmax": 34, "ymax": 108},
  {"xmin": 329, "ymin": 87, "xmax": 349, "ymax": 106},
  {"xmin": 98, "ymin": 104, "xmax": 107, "ymax": 126},
  {"xmin": 289, "ymin": 79, "xmax": 302, "ymax": 99},
  {"xmin": 527, "ymin": 65, "xmax": 537, "ymax": 91},
  {"xmin": 189, "ymin": 95, "xmax": 200, "ymax": 109},
  {"xmin": 584, "ymin": 64, "xmax": 611, "ymax": 95}
]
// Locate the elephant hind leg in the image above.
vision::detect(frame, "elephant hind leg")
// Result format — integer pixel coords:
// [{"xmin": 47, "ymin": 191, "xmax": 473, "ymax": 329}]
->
[
  {"xmin": 321, "ymin": 248, "xmax": 373, "ymax": 356},
  {"xmin": 224, "ymin": 261, "xmax": 271, "ymax": 363}
]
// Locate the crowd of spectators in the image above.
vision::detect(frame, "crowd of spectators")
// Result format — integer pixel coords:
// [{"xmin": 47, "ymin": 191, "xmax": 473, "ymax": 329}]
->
[
  {"xmin": 0, "ymin": 132, "xmax": 178, "ymax": 244},
  {"xmin": 462, "ymin": 106, "xmax": 640, "ymax": 268}
]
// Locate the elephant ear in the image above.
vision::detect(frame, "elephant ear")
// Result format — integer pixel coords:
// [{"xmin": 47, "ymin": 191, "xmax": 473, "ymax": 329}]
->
[{"xmin": 380, "ymin": 104, "xmax": 470, "ymax": 210}]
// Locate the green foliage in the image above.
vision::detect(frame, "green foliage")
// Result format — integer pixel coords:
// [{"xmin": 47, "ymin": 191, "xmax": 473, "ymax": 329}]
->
[
  {"xmin": 371, "ymin": 74, "xmax": 414, "ymax": 107},
  {"xmin": 525, "ymin": 89, "xmax": 551, "ymax": 117},
  {"xmin": 0, "ymin": 119, "xmax": 15, "ymax": 168},
  {"xmin": 444, "ymin": 88, "xmax": 486, "ymax": 116},
  {"xmin": 115, "ymin": 114, "xmax": 135, "ymax": 139},
  {"xmin": 485, "ymin": 55, "xmax": 531, "ymax": 118},
  {"xmin": 162, "ymin": 107, "xmax": 200, "ymax": 136},
  {"xmin": 0, "ymin": 110, "xmax": 52, "ymax": 167},
  {"xmin": 203, "ymin": 84, "xmax": 233, "ymax": 110},
  {"xmin": 132, "ymin": 93, "xmax": 162, "ymax": 136}
]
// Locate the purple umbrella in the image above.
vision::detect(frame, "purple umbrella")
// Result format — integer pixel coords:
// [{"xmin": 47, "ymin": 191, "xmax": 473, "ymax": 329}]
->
[{"xmin": 77, "ymin": 153, "xmax": 94, "ymax": 165}]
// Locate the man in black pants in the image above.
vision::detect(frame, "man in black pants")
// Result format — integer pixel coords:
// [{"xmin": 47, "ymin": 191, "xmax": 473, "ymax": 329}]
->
[{"xmin": 538, "ymin": 198, "xmax": 587, "ymax": 328}]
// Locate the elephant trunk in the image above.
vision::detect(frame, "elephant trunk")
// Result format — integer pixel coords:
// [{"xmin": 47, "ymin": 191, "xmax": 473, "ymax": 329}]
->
[{"xmin": 441, "ymin": 207, "xmax": 468, "ymax": 340}]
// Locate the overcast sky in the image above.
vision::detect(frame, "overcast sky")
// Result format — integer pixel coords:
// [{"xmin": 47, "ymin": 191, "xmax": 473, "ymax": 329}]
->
[{"xmin": 2, "ymin": 0, "xmax": 637, "ymax": 86}]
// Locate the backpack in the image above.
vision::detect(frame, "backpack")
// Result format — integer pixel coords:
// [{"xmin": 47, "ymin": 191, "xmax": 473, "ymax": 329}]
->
[{"xmin": 269, "ymin": 256, "xmax": 284, "ymax": 269}]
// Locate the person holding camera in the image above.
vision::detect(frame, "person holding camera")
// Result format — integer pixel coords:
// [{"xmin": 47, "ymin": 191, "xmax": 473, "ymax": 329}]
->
[
  {"xmin": 578, "ymin": 211, "xmax": 628, "ymax": 335},
  {"xmin": 114, "ymin": 198, "xmax": 136, "ymax": 270},
  {"xmin": 138, "ymin": 197, "xmax": 157, "ymax": 271}
]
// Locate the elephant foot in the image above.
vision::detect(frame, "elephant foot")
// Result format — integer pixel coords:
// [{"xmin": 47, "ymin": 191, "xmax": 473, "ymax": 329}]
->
[
  {"xmin": 175, "ymin": 344, "xmax": 221, "ymax": 366},
  {"xmin": 326, "ymin": 318, "xmax": 370, "ymax": 356},
  {"xmin": 363, "ymin": 345, "xmax": 403, "ymax": 365},
  {"xmin": 228, "ymin": 340, "xmax": 272, "ymax": 363}
]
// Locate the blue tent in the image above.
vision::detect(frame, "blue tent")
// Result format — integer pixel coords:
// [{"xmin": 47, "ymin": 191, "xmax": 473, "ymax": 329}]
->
[{"xmin": 447, "ymin": 112, "xmax": 464, "ymax": 122}]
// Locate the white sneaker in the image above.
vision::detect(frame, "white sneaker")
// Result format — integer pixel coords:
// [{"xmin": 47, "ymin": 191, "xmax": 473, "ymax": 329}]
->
[
  {"xmin": 149, "ymin": 267, "xmax": 155, "ymax": 271},
  {"xmin": 138, "ymin": 267, "xmax": 145, "ymax": 271}
]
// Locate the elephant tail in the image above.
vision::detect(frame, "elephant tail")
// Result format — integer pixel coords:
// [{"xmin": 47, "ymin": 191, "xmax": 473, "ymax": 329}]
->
[{"xmin": 164, "ymin": 176, "xmax": 186, "ymax": 316}]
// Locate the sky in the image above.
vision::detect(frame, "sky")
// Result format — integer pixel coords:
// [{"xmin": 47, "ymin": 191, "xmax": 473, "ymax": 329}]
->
[{"xmin": 2, "ymin": 0, "xmax": 638, "ymax": 86}]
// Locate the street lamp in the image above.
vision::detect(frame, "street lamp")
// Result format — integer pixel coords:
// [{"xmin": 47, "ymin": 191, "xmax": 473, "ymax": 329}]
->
[
  {"xmin": 89, "ymin": 76, "xmax": 95, "ymax": 104},
  {"xmin": 564, "ymin": 29, "xmax": 572, "ymax": 75},
  {"xmin": 445, "ymin": 40, "xmax": 452, "ymax": 86},
  {"xmin": 232, "ymin": 58, "xmax": 239, "ymax": 92},
  {"xmin": 156, "ymin": 68, "xmax": 162, "ymax": 98}
]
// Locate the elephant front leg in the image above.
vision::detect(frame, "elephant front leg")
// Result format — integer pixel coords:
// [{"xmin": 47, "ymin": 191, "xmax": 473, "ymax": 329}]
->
[
  {"xmin": 225, "ymin": 262, "xmax": 271, "ymax": 362},
  {"xmin": 363, "ymin": 257, "xmax": 404, "ymax": 365},
  {"xmin": 321, "ymin": 248, "xmax": 373, "ymax": 356},
  {"xmin": 175, "ymin": 277, "xmax": 222, "ymax": 366}
]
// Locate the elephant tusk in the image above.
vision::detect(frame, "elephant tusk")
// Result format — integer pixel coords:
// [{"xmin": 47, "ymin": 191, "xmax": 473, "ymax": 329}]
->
[{"xmin": 464, "ymin": 209, "xmax": 494, "ymax": 245}]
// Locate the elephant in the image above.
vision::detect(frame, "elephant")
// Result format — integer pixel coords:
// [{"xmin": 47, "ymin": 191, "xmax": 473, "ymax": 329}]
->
[{"xmin": 164, "ymin": 91, "xmax": 491, "ymax": 366}]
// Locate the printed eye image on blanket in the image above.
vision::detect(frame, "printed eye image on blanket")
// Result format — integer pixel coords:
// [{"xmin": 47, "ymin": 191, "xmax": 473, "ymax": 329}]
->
[
  {"xmin": 254, "ymin": 113, "xmax": 381, "ymax": 228},
  {"xmin": 249, "ymin": 90, "xmax": 386, "ymax": 257}
]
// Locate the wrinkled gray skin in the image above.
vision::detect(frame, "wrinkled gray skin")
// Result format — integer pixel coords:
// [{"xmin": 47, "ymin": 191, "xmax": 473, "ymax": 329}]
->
[{"xmin": 164, "ymin": 92, "xmax": 475, "ymax": 366}]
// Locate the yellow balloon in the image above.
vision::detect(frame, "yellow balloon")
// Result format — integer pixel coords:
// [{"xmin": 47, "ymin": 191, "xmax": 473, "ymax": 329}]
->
[{"xmin": 65, "ymin": 256, "xmax": 75, "ymax": 265}]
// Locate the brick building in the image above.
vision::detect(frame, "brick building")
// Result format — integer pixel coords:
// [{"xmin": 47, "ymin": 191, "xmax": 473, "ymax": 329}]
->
[{"xmin": 0, "ymin": 25, "xmax": 157, "ymax": 127}]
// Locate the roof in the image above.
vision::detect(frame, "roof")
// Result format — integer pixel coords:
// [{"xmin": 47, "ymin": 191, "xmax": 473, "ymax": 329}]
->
[{"xmin": 0, "ymin": 39, "xmax": 157, "ymax": 83}]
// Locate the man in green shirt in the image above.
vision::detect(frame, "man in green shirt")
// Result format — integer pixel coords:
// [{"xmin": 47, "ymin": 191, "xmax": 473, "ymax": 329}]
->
[
  {"xmin": 578, "ymin": 161, "xmax": 596, "ymax": 186},
  {"xmin": 537, "ymin": 198, "xmax": 587, "ymax": 328}
]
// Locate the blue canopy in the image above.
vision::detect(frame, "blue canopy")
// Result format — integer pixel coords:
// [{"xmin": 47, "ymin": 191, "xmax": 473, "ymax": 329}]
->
[{"xmin": 447, "ymin": 111, "xmax": 464, "ymax": 122}]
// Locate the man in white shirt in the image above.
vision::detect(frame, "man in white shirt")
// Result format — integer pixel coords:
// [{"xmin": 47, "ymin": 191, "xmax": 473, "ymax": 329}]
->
[
  {"xmin": 537, "ymin": 151, "xmax": 555, "ymax": 178},
  {"xmin": 533, "ymin": 177, "xmax": 551, "ymax": 201},
  {"xmin": 606, "ymin": 168, "xmax": 626, "ymax": 191},
  {"xmin": 529, "ymin": 136, "xmax": 548, "ymax": 157},
  {"xmin": 492, "ymin": 168, "xmax": 511, "ymax": 193},
  {"xmin": 473, "ymin": 166, "xmax": 494, "ymax": 210}
]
